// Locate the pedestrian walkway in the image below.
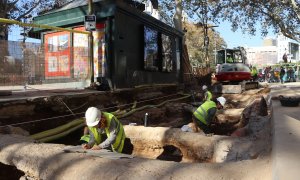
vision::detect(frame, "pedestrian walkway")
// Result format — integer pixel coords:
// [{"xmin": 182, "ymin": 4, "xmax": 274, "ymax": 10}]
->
[{"xmin": 269, "ymin": 83, "xmax": 300, "ymax": 180}]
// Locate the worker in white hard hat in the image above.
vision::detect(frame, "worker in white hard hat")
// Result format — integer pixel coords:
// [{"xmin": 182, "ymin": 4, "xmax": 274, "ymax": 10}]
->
[
  {"xmin": 82, "ymin": 107, "xmax": 126, "ymax": 153},
  {"xmin": 202, "ymin": 85, "xmax": 212, "ymax": 102},
  {"xmin": 192, "ymin": 96, "xmax": 226, "ymax": 134}
]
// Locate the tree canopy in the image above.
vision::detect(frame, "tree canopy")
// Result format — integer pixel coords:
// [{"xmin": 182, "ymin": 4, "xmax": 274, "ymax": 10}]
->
[
  {"xmin": 0, "ymin": 0, "xmax": 70, "ymax": 40},
  {"xmin": 183, "ymin": 21, "xmax": 226, "ymax": 66},
  {"xmin": 2, "ymin": 0, "xmax": 299, "ymax": 42},
  {"xmin": 157, "ymin": 0, "xmax": 300, "ymax": 42},
  {"xmin": 210, "ymin": 0, "xmax": 300, "ymax": 42}
]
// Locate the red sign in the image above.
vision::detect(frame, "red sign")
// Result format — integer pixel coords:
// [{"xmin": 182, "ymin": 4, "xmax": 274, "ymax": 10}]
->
[{"xmin": 44, "ymin": 31, "xmax": 71, "ymax": 78}]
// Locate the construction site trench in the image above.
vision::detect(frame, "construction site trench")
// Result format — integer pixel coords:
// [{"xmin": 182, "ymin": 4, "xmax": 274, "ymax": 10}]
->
[{"xmin": 0, "ymin": 84, "xmax": 272, "ymax": 179}]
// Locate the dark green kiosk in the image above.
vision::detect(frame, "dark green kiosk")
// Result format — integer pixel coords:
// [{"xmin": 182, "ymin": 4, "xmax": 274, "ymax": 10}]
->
[{"xmin": 31, "ymin": 0, "xmax": 183, "ymax": 89}]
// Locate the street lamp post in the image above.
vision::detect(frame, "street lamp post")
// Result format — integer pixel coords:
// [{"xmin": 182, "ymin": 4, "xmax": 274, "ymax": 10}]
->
[
  {"xmin": 203, "ymin": 24, "xmax": 218, "ymax": 67},
  {"xmin": 201, "ymin": 0, "xmax": 218, "ymax": 68},
  {"xmin": 202, "ymin": 0, "xmax": 209, "ymax": 67},
  {"xmin": 214, "ymin": 32, "xmax": 217, "ymax": 65}
]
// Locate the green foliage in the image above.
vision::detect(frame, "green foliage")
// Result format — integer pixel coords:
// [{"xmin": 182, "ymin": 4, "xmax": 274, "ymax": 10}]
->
[
  {"xmin": 155, "ymin": 0, "xmax": 227, "ymax": 67},
  {"xmin": 157, "ymin": 0, "xmax": 300, "ymax": 42},
  {"xmin": 0, "ymin": 0, "xmax": 71, "ymax": 40},
  {"xmin": 208, "ymin": 0, "xmax": 300, "ymax": 42},
  {"xmin": 183, "ymin": 22, "xmax": 226, "ymax": 67}
]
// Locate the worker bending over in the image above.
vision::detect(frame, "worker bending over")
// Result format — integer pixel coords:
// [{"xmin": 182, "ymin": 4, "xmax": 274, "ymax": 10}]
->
[
  {"xmin": 82, "ymin": 107, "xmax": 125, "ymax": 153},
  {"xmin": 193, "ymin": 97, "xmax": 226, "ymax": 134},
  {"xmin": 202, "ymin": 85, "xmax": 212, "ymax": 102}
]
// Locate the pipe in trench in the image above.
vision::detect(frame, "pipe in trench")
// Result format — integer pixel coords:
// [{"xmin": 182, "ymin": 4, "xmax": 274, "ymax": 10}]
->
[{"xmin": 30, "ymin": 94, "xmax": 191, "ymax": 142}]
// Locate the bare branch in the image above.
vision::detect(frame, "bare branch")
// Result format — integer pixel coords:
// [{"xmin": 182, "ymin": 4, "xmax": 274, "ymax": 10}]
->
[{"xmin": 17, "ymin": 0, "xmax": 42, "ymax": 20}]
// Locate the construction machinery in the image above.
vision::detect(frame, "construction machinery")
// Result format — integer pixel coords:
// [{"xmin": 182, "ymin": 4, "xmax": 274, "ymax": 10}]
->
[
  {"xmin": 215, "ymin": 47, "xmax": 250, "ymax": 82},
  {"xmin": 214, "ymin": 47, "xmax": 258, "ymax": 93}
]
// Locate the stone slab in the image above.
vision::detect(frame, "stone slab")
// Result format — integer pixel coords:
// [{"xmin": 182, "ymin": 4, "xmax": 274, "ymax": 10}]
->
[
  {"xmin": 217, "ymin": 85, "xmax": 242, "ymax": 94},
  {"xmin": 63, "ymin": 145, "xmax": 134, "ymax": 159}
]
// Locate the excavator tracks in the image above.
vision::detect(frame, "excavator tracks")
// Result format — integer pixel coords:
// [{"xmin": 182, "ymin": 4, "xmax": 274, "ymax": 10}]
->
[
  {"xmin": 243, "ymin": 81, "xmax": 259, "ymax": 91},
  {"xmin": 213, "ymin": 81, "xmax": 259, "ymax": 94}
]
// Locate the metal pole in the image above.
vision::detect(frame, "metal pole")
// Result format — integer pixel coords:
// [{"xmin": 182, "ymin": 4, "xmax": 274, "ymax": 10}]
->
[
  {"xmin": 203, "ymin": 0, "xmax": 209, "ymax": 68},
  {"xmin": 205, "ymin": 25, "xmax": 209, "ymax": 67},
  {"xmin": 23, "ymin": 18, "xmax": 26, "ymax": 43},
  {"xmin": 88, "ymin": 0, "xmax": 94, "ymax": 83},
  {"xmin": 225, "ymin": 49, "xmax": 227, "ymax": 64},
  {"xmin": 214, "ymin": 33, "xmax": 217, "ymax": 65},
  {"xmin": 144, "ymin": 113, "xmax": 148, "ymax": 127}
]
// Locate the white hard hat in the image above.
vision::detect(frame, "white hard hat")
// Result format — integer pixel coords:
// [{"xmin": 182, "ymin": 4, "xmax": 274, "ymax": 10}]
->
[
  {"xmin": 202, "ymin": 85, "xmax": 208, "ymax": 90},
  {"xmin": 217, "ymin": 97, "xmax": 226, "ymax": 107},
  {"xmin": 85, "ymin": 107, "xmax": 101, "ymax": 127}
]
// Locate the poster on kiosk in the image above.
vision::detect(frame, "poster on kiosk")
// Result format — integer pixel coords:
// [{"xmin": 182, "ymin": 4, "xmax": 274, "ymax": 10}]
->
[
  {"xmin": 44, "ymin": 23, "xmax": 106, "ymax": 81},
  {"xmin": 44, "ymin": 31, "xmax": 71, "ymax": 79}
]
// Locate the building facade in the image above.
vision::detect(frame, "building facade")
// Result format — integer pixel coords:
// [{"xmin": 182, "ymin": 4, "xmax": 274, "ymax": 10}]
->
[
  {"xmin": 246, "ymin": 34, "xmax": 300, "ymax": 66},
  {"xmin": 246, "ymin": 46, "xmax": 277, "ymax": 67},
  {"xmin": 277, "ymin": 34, "xmax": 299, "ymax": 63},
  {"xmin": 144, "ymin": 0, "xmax": 159, "ymax": 19}
]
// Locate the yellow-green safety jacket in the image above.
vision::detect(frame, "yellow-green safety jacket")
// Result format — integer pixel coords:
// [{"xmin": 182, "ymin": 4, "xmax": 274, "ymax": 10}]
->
[
  {"xmin": 89, "ymin": 112, "xmax": 125, "ymax": 153},
  {"xmin": 251, "ymin": 68, "xmax": 258, "ymax": 76},
  {"xmin": 204, "ymin": 91, "xmax": 212, "ymax": 101},
  {"xmin": 193, "ymin": 101, "xmax": 216, "ymax": 125},
  {"xmin": 80, "ymin": 134, "xmax": 90, "ymax": 143},
  {"xmin": 88, "ymin": 127, "xmax": 102, "ymax": 145}
]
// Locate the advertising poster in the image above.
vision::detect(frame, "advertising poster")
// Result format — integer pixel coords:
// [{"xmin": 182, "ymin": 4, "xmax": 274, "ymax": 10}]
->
[
  {"xmin": 48, "ymin": 36, "xmax": 58, "ymax": 52},
  {"xmin": 93, "ymin": 31, "xmax": 102, "ymax": 78},
  {"xmin": 48, "ymin": 56, "xmax": 58, "ymax": 72},
  {"xmin": 59, "ymin": 55, "xmax": 69, "ymax": 71},
  {"xmin": 45, "ymin": 31, "xmax": 71, "ymax": 78},
  {"xmin": 73, "ymin": 27, "xmax": 89, "ymax": 79},
  {"xmin": 93, "ymin": 23, "xmax": 106, "ymax": 78},
  {"xmin": 74, "ymin": 24, "xmax": 106, "ymax": 80},
  {"xmin": 58, "ymin": 35, "xmax": 69, "ymax": 51}
]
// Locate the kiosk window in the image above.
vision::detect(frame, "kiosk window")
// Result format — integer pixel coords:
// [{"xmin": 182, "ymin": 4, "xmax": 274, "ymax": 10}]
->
[{"xmin": 144, "ymin": 26, "xmax": 158, "ymax": 71}]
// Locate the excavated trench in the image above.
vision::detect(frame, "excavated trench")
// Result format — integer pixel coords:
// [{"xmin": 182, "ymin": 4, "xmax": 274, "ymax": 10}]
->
[
  {"xmin": 0, "ymin": 163, "xmax": 25, "ymax": 179},
  {"xmin": 0, "ymin": 86, "xmax": 272, "ymax": 179}
]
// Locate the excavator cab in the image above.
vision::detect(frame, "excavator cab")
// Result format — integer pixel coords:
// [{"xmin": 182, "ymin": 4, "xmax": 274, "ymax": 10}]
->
[
  {"xmin": 217, "ymin": 47, "xmax": 246, "ymax": 64},
  {"xmin": 215, "ymin": 47, "xmax": 251, "ymax": 82}
]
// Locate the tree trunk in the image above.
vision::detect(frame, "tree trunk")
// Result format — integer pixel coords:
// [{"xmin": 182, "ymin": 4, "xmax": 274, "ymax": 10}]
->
[
  {"xmin": 0, "ymin": 25, "xmax": 10, "ymax": 78},
  {"xmin": 173, "ymin": 0, "xmax": 182, "ymax": 32}
]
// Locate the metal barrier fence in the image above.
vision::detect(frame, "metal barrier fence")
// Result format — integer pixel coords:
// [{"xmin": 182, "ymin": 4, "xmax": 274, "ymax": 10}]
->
[{"xmin": 0, "ymin": 18, "xmax": 92, "ymax": 91}]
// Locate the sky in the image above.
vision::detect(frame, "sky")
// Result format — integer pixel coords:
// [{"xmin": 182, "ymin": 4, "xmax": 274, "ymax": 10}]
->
[
  {"xmin": 10, "ymin": 24, "xmax": 273, "ymax": 48},
  {"xmin": 8, "ymin": 17, "xmax": 275, "ymax": 48},
  {"xmin": 215, "ymin": 20, "xmax": 276, "ymax": 48},
  {"xmin": 9, "ymin": 26, "xmax": 41, "ymax": 43}
]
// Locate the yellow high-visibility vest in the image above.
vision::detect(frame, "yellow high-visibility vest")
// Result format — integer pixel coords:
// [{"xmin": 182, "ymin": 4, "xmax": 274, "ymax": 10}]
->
[
  {"xmin": 251, "ymin": 68, "xmax": 258, "ymax": 76},
  {"xmin": 193, "ymin": 101, "xmax": 216, "ymax": 125},
  {"xmin": 80, "ymin": 134, "xmax": 90, "ymax": 143},
  {"xmin": 103, "ymin": 112, "xmax": 125, "ymax": 153},
  {"xmin": 88, "ymin": 112, "xmax": 125, "ymax": 153},
  {"xmin": 205, "ymin": 91, "xmax": 212, "ymax": 101},
  {"xmin": 88, "ymin": 127, "xmax": 102, "ymax": 145}
]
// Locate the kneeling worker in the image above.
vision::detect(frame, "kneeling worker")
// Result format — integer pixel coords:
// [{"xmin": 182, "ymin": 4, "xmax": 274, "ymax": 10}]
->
[
  {"xmin": 82, "ymin": 107, "xmax": 125, "ymax": 153},
  {"xmin": 193, "ymin": 97, "xmax": 226, "ymax": 134}
]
